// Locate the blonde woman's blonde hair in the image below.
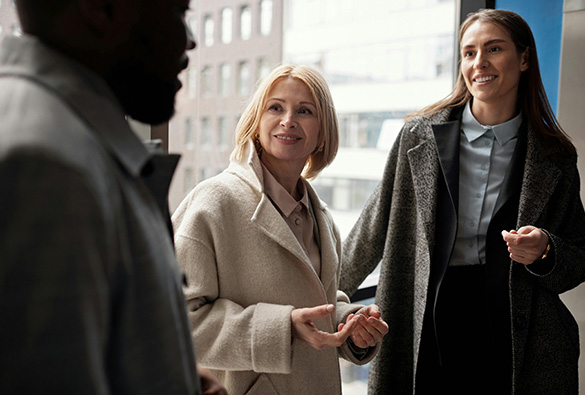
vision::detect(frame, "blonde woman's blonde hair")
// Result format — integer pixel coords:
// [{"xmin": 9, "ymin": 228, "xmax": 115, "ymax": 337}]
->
[{"xmin": 231, "ymin": 64, "xmax": 339, "ymax": 179}]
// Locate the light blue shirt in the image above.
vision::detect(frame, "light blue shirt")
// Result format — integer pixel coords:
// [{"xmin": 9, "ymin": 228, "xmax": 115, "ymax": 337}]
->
[{"xmin": 450, "ymin": 102, "xmax": 522, "ymax": 266}]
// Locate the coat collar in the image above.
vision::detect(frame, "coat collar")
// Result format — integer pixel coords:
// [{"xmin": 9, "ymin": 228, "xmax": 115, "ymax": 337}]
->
[
  {"xmin": 419, "ymin": 106, "xmax": 563, "ymax": 230},
  {"xmin": 0, "ymin": 35, "xmax": 151, "ymax": 178},
  {"xmin": 229, "ymin": 141, "xmax": 339, "ymax": 289}
]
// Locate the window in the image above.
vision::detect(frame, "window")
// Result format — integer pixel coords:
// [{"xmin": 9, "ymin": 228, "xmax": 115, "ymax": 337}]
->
[
  {"xmin": 199, "ymin": 167, "xmax": 213, "ymax": 182},
  {"xmin": 187, "ymin": 16, "xmax": 198, "ymax": 43},
  {"xmin": 218, "ymin": 63, "xmax": 231, "ymax": 97},
  {"xmin": 187, "ymin": 67, "xmax": 197, "ymax": 99},
  {"xmin": 204, "ymin": 14, "xmax": 214, "ymax": 47},
  {"xmin": 221, "ymin": 8, "xmax": 233, "ymax": 44},
  {"xmin": 183, "ymin": 168, "xmax": 193, "ymax": 195},
  {"xmin": 238, "ymin": 61, "xmax": 251, "ymax": 96},
  {"xmin": 257, "ymin": 57, "xmax": 271, "ymax": 83},
  {"xmin": 201, "ymin": 66, "xmax": 212, "ymax": 97},
  {"xmin": 218, "ymin": 116, "xmax": 231, "ymax": 148},
  {"xmin": 185, "ymin": 117, "xmax": 195, "ymax": 147},
  {"xmin": 240, "ymin": 6, "xmax": 252, "ymax": 40},
  {"xmin": 11, "ymin": 24, "xmax": 21, "ymax": 37},
  {"xmin": 200, "ymin": 117, "xmax": 212, "ymax": 148},
  {"xmin": 259, "ymin": 0, "xmax": 273, "ymax": 36}
]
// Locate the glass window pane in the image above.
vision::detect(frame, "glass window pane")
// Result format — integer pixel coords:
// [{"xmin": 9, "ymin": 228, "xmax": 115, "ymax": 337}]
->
[
  {"xmin": 219, "ymin": 63, "xmax": 231, "ymax": 97},
  {"xmin": 221, "ymin": 8, "xmax": 233, "ymax": 44},
  {"xmin": 260, "ymin": 0, "xmax": 273, "ymax": 36},
  {"xmin": 238, "ymin": 61, "xmax": 251, "ymax": 96},
  {"xmin": 187, "ymin": 67, "xmax": 197, "ymax": 99},
  {"xmin": 204, "ymin": 14, "xmax": 214, "ymax": 47},
  {"xmin": 240, "ymin": 6, "xmax": 252, "ymax": 40},
  {"xmin": 201, "ymin": 66, "xmax": 212, "ymax": 97}
]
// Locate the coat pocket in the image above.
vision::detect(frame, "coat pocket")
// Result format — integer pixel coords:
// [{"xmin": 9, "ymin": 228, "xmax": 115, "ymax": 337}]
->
[{"xmin": 245, "ymin": 374, "xmax": 278, "ymax": 395}]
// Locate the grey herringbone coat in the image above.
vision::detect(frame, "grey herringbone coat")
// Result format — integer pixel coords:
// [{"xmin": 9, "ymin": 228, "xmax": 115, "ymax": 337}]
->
[{"xmin": 340, "ymin": 107, "xmax": 585, "ymax": 394}]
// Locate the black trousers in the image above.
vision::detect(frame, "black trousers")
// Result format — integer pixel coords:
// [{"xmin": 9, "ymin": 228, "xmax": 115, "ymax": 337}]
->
[{"xmin": 415, "ymin": 265, "xmax": 512, "ymax": 395}]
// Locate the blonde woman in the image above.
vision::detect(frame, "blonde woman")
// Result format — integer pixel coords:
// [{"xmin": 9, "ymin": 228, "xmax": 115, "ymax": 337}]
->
[{"xmin": 173, "ymin": 65, "xmax": 387, "ymax": 394}]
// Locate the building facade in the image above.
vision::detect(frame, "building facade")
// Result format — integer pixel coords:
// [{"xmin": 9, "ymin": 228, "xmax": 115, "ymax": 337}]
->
[
  {"xmin": 169, "ymin": 0, "xmax": 284, "ymax": 211},
  {"xmin": 0, "ymin": 0, "xmax": 20, "ymax": 40}
]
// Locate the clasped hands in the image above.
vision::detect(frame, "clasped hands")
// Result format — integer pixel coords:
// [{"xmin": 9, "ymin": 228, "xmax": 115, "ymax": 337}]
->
[{"xmin": 291, "ymin": 303, "xmax": 388, "ymax": 351}]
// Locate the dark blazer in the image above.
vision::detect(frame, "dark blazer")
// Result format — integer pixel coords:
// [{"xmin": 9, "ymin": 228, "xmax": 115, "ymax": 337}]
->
[
  {"xmin": 0, "ymin": 36, "xmax": 200, "ymax": 393},
  {"xmin": 340, "ymin": 106, "xmax": 585, "ymax": 394}
]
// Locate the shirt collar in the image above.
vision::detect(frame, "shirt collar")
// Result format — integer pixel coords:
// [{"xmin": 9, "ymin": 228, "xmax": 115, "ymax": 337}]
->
[
  {"xmin": 0, "ymin": 35, "xmax": 151, "ymax": 178},
  {"xmin": 461, "ymin": 101, "xmax": 522, "ymax": 146},
  {"xmin": 261, "ymin": 162, "xmax": 309, "ymax": 217}
]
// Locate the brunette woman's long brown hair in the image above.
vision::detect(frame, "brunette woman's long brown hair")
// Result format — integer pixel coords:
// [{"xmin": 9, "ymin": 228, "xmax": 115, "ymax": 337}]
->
[{"xmin": 407, "ymin": 9, "xmax": 574, "ymax": 153}]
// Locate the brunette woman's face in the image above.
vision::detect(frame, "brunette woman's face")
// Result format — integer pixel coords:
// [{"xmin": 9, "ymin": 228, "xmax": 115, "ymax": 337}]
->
[{"xmin": 460, "ymin": 21, "xmax": 528, "ymax": 116}]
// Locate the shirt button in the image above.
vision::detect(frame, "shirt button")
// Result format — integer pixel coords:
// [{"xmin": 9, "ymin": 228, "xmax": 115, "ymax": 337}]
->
[
  {"xmin": 481, "ymin": 164, "xmax": 487, "ymax": 171},
  {"xmin": 485, "ymin": 140, "xmax": 491, "ymax": 147},
  {"xmin": 295, "ymin": 218, "xmax": 301, "ymax": 226},
  {"xmin": 294, "ymin": 205, "xmax": 302, "ymax": 212},
  {"xmin": 476, "ymin": 193, "xmax": 481, "ymax": 198},
  {"xmin": 470, "ymin": 222, "xmax": 475, "ymax": 227}
]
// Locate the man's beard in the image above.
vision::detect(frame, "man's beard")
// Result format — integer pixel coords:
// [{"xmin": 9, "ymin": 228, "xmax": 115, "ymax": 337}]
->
[{"xmin": 106, "ymin": 60, "xmax": 178, "ymax": 125}]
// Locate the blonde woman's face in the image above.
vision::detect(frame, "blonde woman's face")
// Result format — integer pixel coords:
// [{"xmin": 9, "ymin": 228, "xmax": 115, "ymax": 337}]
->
[{"xmin": 257, "ymin": 77, "xmax": 320, "ymax": 178}]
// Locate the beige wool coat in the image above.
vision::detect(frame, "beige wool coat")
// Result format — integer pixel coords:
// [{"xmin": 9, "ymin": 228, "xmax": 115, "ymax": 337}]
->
[{"xmin": 172, "ymin": 141, "xmax": 376, "ymax": 395}]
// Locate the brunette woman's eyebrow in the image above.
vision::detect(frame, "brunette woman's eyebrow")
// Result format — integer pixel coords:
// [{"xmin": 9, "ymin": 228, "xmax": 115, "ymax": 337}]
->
[{"xmin": 462, "ymin": 38, "xmax": 507, "ymax": 50}]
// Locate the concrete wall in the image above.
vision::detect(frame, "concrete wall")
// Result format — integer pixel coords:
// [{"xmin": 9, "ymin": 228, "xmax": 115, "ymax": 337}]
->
[{"xmin": 558, "ymin": 1, "xmax": 585, "ymax": 393}]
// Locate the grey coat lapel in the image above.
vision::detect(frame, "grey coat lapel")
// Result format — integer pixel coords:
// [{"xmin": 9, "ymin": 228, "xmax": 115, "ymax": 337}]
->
[{"xmin": 517, "ymin": 129, "xmax": 561, "ymax": 227}]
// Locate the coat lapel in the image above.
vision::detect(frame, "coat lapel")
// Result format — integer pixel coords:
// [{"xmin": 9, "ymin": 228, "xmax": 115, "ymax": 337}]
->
[
  {"xmin": 431, "ymin": 119, "xmax": 461, "ymax": 211},
  {"xmin": 516, "ymin": 130, "xmax": 561, "ymax": 227},
  {"xmin": 308, "ymin": 189, "xmax": 338, "ymax": 292},
  {"xmin": 251, "ymin": 194, "xmax": 314, "ymax": 269}
]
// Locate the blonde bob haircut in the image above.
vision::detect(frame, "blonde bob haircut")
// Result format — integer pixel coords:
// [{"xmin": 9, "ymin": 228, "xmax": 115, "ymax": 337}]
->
[{"xmin": 231, "ymin": 64, "xmax": 339, "ymax": 180}]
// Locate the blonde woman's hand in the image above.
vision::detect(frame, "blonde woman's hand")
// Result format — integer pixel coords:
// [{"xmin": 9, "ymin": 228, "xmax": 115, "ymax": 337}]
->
[{"xmin": 291, "ymin": 304, "xmax": 361, "ymax": 350}]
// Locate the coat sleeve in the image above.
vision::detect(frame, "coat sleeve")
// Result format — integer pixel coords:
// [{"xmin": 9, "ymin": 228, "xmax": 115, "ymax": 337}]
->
[
  {"xmin": 325, "ymin": 203, "xmax": 379, "ymax": 365},
  {"xmin": 0, "ymin": 152, "xmax": 113, "ymax": 392},
  {"xmin": 524, "ymin": 160, "xmax": 585, "ymax": 294},
  {"xmin": 173, "ymin": 193, "xmax": 295, "ymax": 374},
  {"xmin": 340, "ymin": 125, "xmax": 405, "ymax": 297},
  {"xmin": 335, "ymin": 291, "xmax": 379, "ymax": 365}
]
